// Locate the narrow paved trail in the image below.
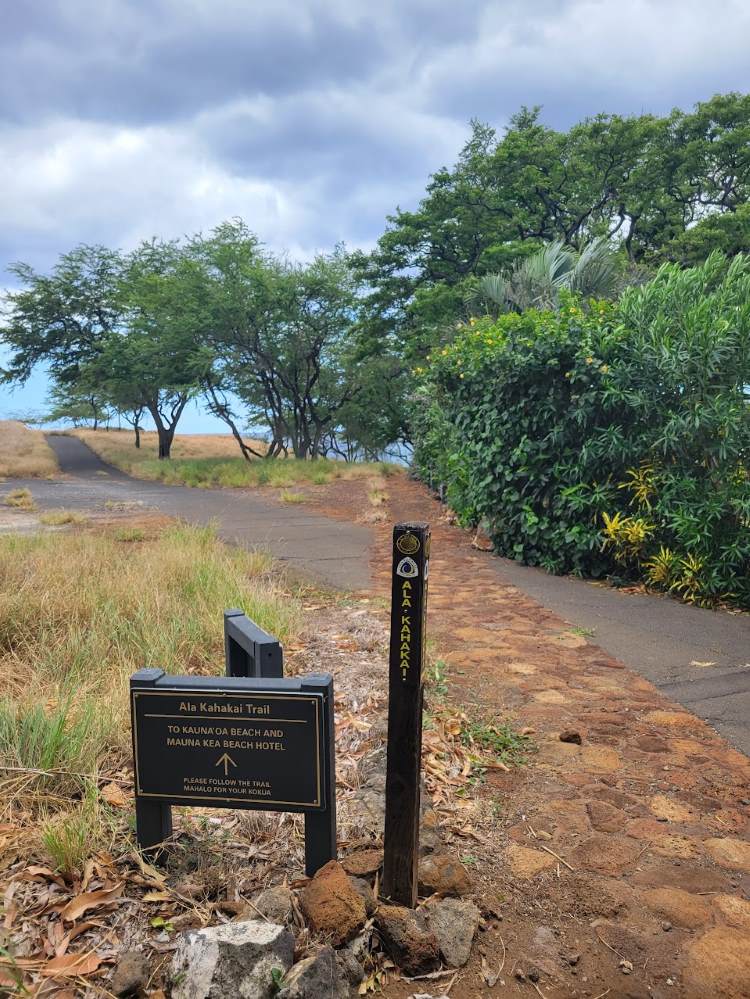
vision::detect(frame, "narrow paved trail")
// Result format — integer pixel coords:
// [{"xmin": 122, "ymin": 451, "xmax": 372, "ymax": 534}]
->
[{"xmin": 29, "ymin": 434, "xmax": 372, "ymax": 590}]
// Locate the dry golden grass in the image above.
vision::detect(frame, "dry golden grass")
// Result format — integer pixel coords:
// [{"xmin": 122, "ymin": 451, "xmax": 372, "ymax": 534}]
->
[
  {"xmin": 71, "ymin": 428, "xmax": 401, "ymax": 491},
  {"xmin": 0, "ymin": 421, "xmax": 59, "ymax": 478},
  {"xmin": 72, "ymin": 427, "xmax": 265, "ymax": 465},
  {"xmin": 3, "ymin": 487, "xmax": 34, "ymax": 509},
  {"xmin": 0, "ymin": 522, "xmax": 303, "ymax": 800}
]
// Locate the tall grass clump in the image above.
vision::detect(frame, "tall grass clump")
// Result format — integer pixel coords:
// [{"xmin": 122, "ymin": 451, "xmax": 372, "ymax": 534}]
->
[{"xmin": 0, "ymin": 524, "xmax": 302, "ymax": 759}]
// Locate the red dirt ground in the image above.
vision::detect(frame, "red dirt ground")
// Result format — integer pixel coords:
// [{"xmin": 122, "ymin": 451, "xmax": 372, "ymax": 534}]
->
[{"xmin": 306, "ymin": 473, "xmax": 750, "ymax": 999}]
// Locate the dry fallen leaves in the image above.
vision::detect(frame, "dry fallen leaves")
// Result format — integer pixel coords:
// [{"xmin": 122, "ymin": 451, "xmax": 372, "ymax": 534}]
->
[{"xmin": 59, "ymin": 884, "xmax": 123, "ymax": 923}]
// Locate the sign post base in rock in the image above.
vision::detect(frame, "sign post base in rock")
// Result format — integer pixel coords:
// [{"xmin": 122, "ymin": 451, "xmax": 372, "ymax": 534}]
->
[
  {"xmin": 130, "ymin": 668, "xmax": 336, "ymax": 876},
  {"xmin": 382, "ymin": 522, "xmax": 430, "ymax": 907}
]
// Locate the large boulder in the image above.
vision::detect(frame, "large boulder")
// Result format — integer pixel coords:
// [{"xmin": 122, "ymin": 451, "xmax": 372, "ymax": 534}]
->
[
  {"xmin": 300, "ymin": 860, "xmax": 367, "ymax": 945},
  {"xmin": 170, "ymin": 919, "xmax": 294, "ymax": 999},
  {"xmin": 278, "ymin": 946, "xmax": 348, "ymax": 999}
]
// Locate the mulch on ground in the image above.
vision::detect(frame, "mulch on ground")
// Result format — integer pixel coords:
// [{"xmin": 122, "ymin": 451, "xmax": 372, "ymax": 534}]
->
[{"xmin": 306, "ymin": 472, "xmax": 750, "ymax": 999}]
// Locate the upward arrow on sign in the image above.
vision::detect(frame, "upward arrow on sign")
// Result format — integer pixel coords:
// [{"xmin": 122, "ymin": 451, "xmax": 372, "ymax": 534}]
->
[{"xmin": 215, "ymin": 752, "xmax": 237, "ymax": 776}]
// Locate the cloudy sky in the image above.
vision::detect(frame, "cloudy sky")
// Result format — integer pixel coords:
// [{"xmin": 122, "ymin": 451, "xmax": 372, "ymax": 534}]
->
[{"xmin": 2, "ymin": 0, "xmax": 749, "ymax": 427}]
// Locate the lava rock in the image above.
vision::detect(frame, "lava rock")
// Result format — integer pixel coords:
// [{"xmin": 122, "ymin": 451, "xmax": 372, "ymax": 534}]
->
[
  {"xmin": 247, "ymin": 885, "xmax": 294, "ymax": 924},
  {"xmin": 111, "ymin": 951, "xmax": 149, "ymax": 997},
  {"xmin": 350, "ymin": 876, "xmax": 377, "ymax": 916},
  {"xmin": 418, "ymin": 851, "xmax": 472, "ymax": 896},
  {"xmin": 425, "ymin": 897, "xmax": 480, "ymax": 967},
  {"xmin": 336, "ymin": 947, "xmax": 365, "ymax": 986},
  {"xmin": 278, "ymin": 946, "xmax": 348, "ymax": 999},
  {"xmin": 342, "ymin": 848, "xmax": 383, "ymax": 877},
  {"xmin": 559, "ymin": 729, "xmax": 582, "ymax": 745},
  {"xmin": 375, "ymin": 905, "xmax": 440, "ymax": 976},
  {"xmin": 300, "ymin": 860, "xmax": 367, "ymax": 945},
  {"xmin": 170, "ymin": 919, "xmax": 294, "ymax": 999}
]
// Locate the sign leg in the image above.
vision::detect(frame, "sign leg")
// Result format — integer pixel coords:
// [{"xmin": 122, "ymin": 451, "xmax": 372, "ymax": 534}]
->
[
  {"xmin": 135, "ymin": 797, "xmax": 173, "ymax": 859},
  {"xmin": 304, "ymin": 808, "xmax": 336, "ymax": 876}
]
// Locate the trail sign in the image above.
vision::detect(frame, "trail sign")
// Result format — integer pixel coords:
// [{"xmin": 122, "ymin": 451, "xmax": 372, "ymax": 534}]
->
[
  {"xmin": 130, "ymin": 669, "xmax": 336, "ymax": 875},
  {"xmin": 382, "ymin": 522, "xmax": 430, "ymax": 906}
]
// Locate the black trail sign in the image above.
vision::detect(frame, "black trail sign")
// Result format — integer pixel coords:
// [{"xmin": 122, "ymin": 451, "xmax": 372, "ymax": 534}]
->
[
  {"xmin": 130, "ymin": 669, "xmax": 336, "ymax": 875},
  {"xmin": 382, "ymin": 522, "xmax": 430, "ymax": 906}
]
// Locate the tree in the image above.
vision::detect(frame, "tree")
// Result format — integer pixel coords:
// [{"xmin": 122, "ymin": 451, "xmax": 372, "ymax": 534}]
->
[
  {"xmin": 1, "ymin": 245, "xmax": 124, "ymax": 389},
  {"xmin": 469, "ymin": 238, "xmax": 620, "ymax": 315},
  {"xmin": 44, "ymin": 380, "xmax": 112, "ymax": 429},
  {"xmin": 358, "ymin": 94, "xmax": 750, "ymax": 360},
  {"xmin": 1, "ymin": 240, "xmax": 211, "ymax": 460},
  {"xmin": 197, "ymin": 222, "xmax": 386, "ymax": 459}
]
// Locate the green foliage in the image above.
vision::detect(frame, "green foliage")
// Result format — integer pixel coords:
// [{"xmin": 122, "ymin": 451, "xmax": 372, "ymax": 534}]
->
[
  {"xmin": 470, "ymin": 238, "xmax": 620, "ymax": 315},
  {"xmin": 0, "ymin": 698, "xmax": 107, "ymax": 796},
  {"xmin": 359, "ymin": 94, "xmax": 750, "ymax": 359},
  {"xmin": 414, "ymin": 254, "xmax": 750, "ymax": 608}
]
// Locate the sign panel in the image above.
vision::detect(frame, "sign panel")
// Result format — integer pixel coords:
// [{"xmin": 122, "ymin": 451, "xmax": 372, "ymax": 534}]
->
[{"xmin": 132, "ymin": 687, "xmax": 324, "ymax": 809}]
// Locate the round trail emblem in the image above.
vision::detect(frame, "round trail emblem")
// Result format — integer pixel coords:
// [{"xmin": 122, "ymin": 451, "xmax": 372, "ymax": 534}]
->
[
  {"xmin": 396, "ymin": 533, "xmax": 420, "ymax": 555},
  {"xmin": 396, "ymin": 556, "xmax": 419, "ymax": 578}
]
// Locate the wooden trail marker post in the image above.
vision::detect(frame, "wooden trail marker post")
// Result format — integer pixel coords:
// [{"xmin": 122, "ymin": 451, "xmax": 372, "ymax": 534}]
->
[{"xmin": 382, "ymin": 522, "xmax": 430, "ymax": 906}]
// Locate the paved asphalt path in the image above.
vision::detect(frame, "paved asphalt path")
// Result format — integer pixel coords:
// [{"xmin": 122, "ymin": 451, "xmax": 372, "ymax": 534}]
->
[
  {"xmin": 23, "ymin": 434, "xmax": 373, "ymax": 591},
  {"xmin": 493, "ymin": 558, "xmax": 750, "ymax": 755},
  {"xmin": 5, "ymin": 434, "xmax": 750, "ymax": 754}
]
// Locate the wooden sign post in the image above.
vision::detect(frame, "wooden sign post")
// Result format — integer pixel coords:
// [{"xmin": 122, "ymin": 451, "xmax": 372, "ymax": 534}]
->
[{"xmin": 382, "ymin": 522, "xmax": 430, "ymax": 906}]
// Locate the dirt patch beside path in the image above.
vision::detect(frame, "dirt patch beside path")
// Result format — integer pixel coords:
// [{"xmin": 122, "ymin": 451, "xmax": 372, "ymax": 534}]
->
[{"xmin": 304, "ymin": 473, "xmax": 750, "ymax": 999}]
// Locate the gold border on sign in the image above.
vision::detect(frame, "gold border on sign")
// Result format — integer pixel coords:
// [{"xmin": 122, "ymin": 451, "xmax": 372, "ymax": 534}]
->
[
  {"xmin": 132, "ymin": 690, "xmax": 323, "ymax": 808},
  {"xmin": 396, "ymin": 532, "xmax": 420, "ymax": 555}
]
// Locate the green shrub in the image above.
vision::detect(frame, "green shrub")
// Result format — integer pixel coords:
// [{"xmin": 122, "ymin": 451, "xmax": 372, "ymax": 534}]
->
[{"xmin": 414, "ymin": 253, "xmax": 750, "ymax": 607}]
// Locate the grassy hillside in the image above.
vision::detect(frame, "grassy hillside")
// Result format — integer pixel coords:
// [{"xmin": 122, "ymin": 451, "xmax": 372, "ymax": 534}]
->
[{"xmin": 0, "ymin": 421, "xmax": 59, "ymax": 478}]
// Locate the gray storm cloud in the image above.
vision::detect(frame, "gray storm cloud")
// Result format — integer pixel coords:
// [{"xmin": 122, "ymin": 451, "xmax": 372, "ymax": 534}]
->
[{"xmin": 1, "ymin": 0, "xmax": 749, "ymax": 273}]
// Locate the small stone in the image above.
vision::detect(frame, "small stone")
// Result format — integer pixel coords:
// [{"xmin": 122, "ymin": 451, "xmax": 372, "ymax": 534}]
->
[
  {"xmin": 375, "ymin": 905, "xmax": 440, "ymax": 976},
  {"xmin": 248, "ymin": 885, "xmax": 294, "ymax": 924},
  {"xmin": 111, "ymin": 951, "xmax": 149, "ymax": 997},
  {"xmin": 528, "ymin": 968, "xmax": 540, "ymax": 982},
  {"xmin": 425, "ymin": 898, "xmax": 480, "ymax": 968},
  {"xmin": 341, "ymin": 848, "xmax": 383, "ymax": 877},
  {"xmin": 559, "ymin": 729, "xmax": 582, "ymax": 745},
  {"xmin": 348, "ymin": 787, "xmax": 385, "ymax": 834},
  {"xmin": 350, "ymin": 877, "xmax": 377, "ymax": 916},
  {"xmin": 662, "ymin": 921, "xmax": 672, "ymax": 932},
  {"xmin": 536, "ymin": 830, "xmax": 553, "ymax": 841},
  {"xmin": 336, "ymin": 947, "xmax": 365, "ymax": 986},
  {"xmin": 619, "ymin": 959, "xmax": 634, "ymax": 975},
  {"xmin": 300, "ymin": 861, "xmax": 367, "ymax": 946},
  {"xmin": 278, "ymin": 946, "xmax": 348, "ymax": 999},
  {"xmin": 514, "ymin": 969, "xmax": 526, "ymax": 981},
  {"xmin": 567, "ymin": 954, "xmax": 581, "ymax": 966},
  {"xmin": 170, "ymin": 920, "xmax": 294, "ymax": 999},
  {"xmin": 418, "ymin": 851, "xmax": 471, "ymax": 896}
]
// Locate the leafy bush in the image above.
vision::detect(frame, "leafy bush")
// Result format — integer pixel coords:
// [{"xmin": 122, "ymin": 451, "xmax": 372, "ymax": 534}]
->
[{"xmin": 414, "ymin": 254, "xmax": 750, "ymax": 607}]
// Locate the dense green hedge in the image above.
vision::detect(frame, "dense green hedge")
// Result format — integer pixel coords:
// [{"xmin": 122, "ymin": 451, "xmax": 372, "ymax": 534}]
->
[{"xmin": 413, "ymin": 254, "xmax": 750, "ymax": 608}]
